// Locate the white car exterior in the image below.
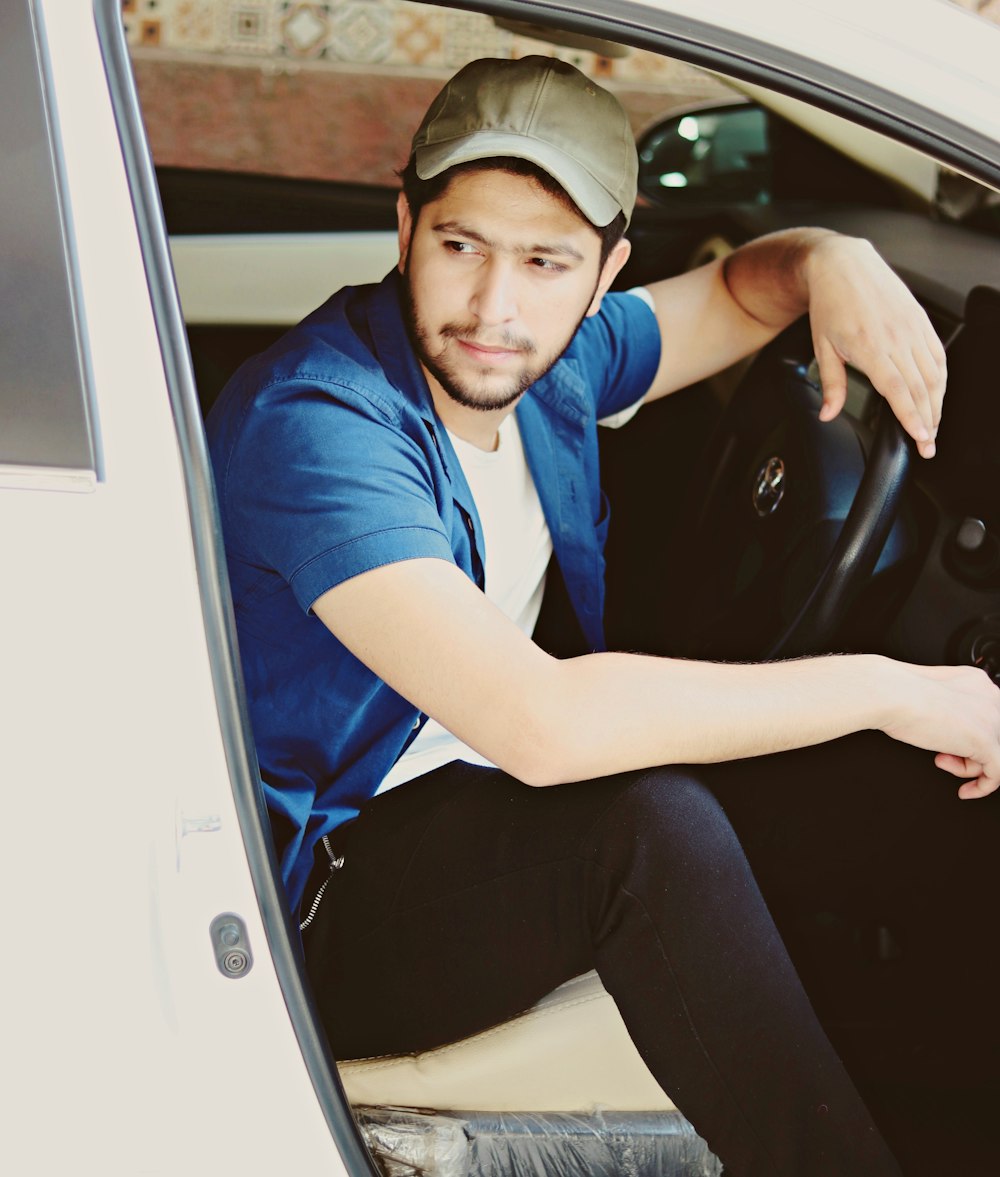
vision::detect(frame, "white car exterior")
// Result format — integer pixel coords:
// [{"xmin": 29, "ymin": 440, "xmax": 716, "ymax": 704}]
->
[
  {"xmin": 3, "ymin": 0, "xmax": 354, "ymax": 1171},
  {"xmin": 2, "ymin": 1, "xmax": 998, "ymax": 1174}
]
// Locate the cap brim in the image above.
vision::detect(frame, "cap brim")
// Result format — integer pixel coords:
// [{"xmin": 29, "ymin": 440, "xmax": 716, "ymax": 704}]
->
[{"xmin": 415, "ymin": 131, "xmax": 625, "ymax": 227}]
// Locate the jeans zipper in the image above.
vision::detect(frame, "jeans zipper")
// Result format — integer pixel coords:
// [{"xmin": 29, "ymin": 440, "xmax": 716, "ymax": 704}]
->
[{"xmin": 298, "ymin": 835, "xmax": 344, "ymax": 932}]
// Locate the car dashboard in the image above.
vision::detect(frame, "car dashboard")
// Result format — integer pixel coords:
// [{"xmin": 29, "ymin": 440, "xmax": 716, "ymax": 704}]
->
[{"xmin": 886, "ymin": 281, "xmax": 1000, "ymax": 679}]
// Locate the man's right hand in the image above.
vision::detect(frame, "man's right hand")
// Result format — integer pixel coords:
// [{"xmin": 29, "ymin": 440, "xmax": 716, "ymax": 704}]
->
[{"xmin": 879, "ymin": 661, "xmax": 1000, "ymax": 799}]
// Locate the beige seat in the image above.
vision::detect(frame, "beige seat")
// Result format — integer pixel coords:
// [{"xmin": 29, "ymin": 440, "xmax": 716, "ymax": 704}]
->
[{"xmin": 337, "ymin": 969, "xmax": 676, "ymax": 1113}]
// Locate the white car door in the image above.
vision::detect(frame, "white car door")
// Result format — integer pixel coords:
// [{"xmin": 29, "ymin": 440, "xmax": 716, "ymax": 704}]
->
[{"xmin": 1, "ymin": 1, "xmax": 364, "ymax": 1172}]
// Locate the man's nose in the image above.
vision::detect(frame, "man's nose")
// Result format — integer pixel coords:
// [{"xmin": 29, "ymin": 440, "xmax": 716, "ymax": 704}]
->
[{"xmin": 471, "ymin": 259, "xmax": 517, "ymax": 325}]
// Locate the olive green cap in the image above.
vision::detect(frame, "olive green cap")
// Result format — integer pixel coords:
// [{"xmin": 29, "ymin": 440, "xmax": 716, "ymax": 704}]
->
[{"xmin": 412, "ymin": 56, "xmax": 636, "ymax": 227}]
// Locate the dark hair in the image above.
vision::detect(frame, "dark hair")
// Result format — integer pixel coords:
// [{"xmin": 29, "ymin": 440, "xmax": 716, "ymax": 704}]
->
[{"xmin": 397, "ymin": 155, "xmax": 627, "ymax": 268}]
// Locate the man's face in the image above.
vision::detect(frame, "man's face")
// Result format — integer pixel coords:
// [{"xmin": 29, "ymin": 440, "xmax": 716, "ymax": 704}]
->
[{"xmin": 398, "ymin": 169, "xmax": 625, "ymax": 416}]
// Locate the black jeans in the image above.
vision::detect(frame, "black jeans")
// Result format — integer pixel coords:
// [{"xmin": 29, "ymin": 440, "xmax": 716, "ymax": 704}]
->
[{"xmin": 303, "ymin": 733, "xmax": 998, "ymax": 1176}]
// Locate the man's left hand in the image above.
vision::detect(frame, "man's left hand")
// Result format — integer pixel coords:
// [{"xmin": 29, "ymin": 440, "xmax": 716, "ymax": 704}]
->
[{"xmin": 805, "ymin": 235, "xmax": 946, "ymax": 459}]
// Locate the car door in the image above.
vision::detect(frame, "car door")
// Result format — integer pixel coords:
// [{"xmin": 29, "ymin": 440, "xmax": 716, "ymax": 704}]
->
[{"xmin": 1, "ymin": 1, "xmax": 368, "ymax": 1172}]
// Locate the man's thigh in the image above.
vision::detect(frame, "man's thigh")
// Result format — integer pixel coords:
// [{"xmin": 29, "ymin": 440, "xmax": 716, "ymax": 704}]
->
[
  {"xmin": 303, "ymin": 737, "xmax": 997, "ymax": 1062},
  {"xmin": 701, "ymin": 731, "xmax": 1000, "ymax": 1074},
  {"xmin": 699, "ymin": 730, "xmax": 999, "ymax": 915},
  {"xmin": 304, "ymin": 762, "xmax": 644, "ymax": 1056}
]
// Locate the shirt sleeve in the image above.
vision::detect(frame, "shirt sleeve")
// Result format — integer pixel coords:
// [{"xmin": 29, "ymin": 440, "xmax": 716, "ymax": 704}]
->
[
  {"xmin": 570, "ymin": 288, "xmax": 662, "ymax": 423},
  {"xmin": 221, "ymin": 377, "xmax": 455, "ymax": 613},
  {"xmin": 597, "ymin": 288, "xmax": 659, "ymax": 428}
]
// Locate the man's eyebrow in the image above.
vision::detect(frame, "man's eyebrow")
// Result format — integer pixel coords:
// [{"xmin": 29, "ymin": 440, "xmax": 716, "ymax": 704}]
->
[{"xmin": 431, "ymin": 220, "xmax": 585, "ymax": 263}]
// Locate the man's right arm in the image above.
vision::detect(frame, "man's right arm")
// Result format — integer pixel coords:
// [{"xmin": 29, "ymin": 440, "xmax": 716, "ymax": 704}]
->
[{"xmin": 313, "ymin": 556, "xmax": 1000, "ymax": 799}]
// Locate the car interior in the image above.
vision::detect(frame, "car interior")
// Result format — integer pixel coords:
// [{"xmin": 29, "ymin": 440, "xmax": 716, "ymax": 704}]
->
[{"xmin": 132, "ymin": 3, "xmax": 1000, "ymax": 1174}]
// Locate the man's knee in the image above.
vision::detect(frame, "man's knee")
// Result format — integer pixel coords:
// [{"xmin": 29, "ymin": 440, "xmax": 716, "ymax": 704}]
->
[{"xmin": 586, "ymin": 766, "xmax": 745, "ymax": 874}]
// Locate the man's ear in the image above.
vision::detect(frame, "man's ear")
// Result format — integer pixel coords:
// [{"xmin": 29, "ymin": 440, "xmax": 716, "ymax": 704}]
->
[
  {"xmin": 585, "ymin": 237, "xmax": 632, "ymax": 318},
  {"xmin": 397, "ymin": 192, "xmax": 414, "ymax": 273}
]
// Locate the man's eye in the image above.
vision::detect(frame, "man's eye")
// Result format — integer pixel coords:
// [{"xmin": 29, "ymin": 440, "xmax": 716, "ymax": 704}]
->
[
  {"xmin": 445, "ymin": 241, "xmax": 477, "ymax": 255},
  {"xmin": 529, "ymin": 257, "xmax": 567, "ymax": 273}
]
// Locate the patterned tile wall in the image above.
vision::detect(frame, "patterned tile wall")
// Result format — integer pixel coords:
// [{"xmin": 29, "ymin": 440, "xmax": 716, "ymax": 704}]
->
[
  {"xmin": 122, "ymin": 0, "xmax": 726, "ymax": 83},
  {"xmin": 125, "ymin": 1, "xmax": 1000, "ymax": 186},
  {"xmin": 122, "ymin": 0, "xmax": 1000, "ymax": 68},
  {"xmin": 127, "ymin": 1, "xmax": 736, "ymax": 183}
]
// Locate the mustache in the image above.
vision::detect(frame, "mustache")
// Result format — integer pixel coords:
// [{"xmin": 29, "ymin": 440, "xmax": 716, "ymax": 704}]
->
[{"xmin": 439, "ymin": 322, "xmax": 536, "ymax": 354}]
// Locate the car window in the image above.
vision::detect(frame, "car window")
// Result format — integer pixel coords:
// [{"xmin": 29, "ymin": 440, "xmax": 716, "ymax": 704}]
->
[
  {"xmin": 126, "ymin": 0, "xmax": 1000, "ymax": 410},
  {"xmin": 0, "ymin": 0, "xmax": 98, "ymax": 489}
]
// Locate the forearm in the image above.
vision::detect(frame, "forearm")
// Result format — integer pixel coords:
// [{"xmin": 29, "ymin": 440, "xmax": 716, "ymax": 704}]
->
[
  {"xmin": 639, "ymin": 228, "xmax": 845, "ymax": 400},
  {"xmin": 722, "ymin": 229, "xmax": 945, "ymax": 456},
  {"xmin": 317, "ymin": 559, "xmax": 999, "ymax": 798},
  {"xmin": 721, "ymin": 227, "xmax": 838, "ymax": 329},
  {"xmin": 526, "ymin": 650, "xmax": 892, "ymax": 784}
]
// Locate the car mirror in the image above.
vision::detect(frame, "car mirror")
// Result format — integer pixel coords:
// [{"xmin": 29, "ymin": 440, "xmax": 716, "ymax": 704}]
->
[{"xmin": 637, "ymin": 103, "xmax": 771, "ymax": 207}]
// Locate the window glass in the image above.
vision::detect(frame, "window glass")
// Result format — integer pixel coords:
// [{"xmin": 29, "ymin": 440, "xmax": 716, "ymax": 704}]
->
[{"xmin": 0, "ymin": 0, "xmax": 97, "ymax": 481}]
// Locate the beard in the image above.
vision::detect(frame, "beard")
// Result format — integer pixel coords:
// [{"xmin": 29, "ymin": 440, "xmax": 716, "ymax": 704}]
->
[{"xmin": 401, "ymin": 259, "xmax": 593, "ymax": 413}]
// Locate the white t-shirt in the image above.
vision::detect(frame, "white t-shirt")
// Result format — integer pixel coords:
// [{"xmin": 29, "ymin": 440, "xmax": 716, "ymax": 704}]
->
[
  {"xmin": 377, "ymin": 288, "xmax": 653, "ymax": 793},
  {"xmin": 377, "ymin": 412, "xmax": 550, "ymax": 791}
]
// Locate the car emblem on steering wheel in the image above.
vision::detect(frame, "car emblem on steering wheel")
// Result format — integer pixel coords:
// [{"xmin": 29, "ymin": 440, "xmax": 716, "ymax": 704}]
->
[{"xmin": 753, "ymin": 456, "xmax": 786, "ymax": 517}]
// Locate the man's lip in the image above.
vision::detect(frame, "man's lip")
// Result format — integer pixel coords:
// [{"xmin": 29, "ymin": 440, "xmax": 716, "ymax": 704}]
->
[{"xmin": 455, "ymin": 339, "xmax": 522, "ymax": 362}]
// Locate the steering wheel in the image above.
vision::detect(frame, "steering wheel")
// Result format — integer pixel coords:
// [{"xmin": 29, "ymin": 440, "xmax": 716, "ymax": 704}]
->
[{"xmin": 663, "ymin": 318, "xmax": 914, "ymax": 661}]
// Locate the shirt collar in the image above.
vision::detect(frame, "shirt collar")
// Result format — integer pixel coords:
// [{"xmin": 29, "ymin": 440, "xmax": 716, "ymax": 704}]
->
[
  {"xmin": 366, "ymin": 270, "xmax": 485, "ymax": 548},
  {"xmin": 367, "ymin": 268, "xmax": 438, "ymax": 423}
]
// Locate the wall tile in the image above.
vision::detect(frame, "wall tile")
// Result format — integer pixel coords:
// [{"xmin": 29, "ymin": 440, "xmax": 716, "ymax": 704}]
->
[
  {"xmin": 280, "ymin": 3, "xmax": 333, "ymax": 58},
  {"xmin": 127, "ymin": 0, "xmax": 998, "ymax": 186}
]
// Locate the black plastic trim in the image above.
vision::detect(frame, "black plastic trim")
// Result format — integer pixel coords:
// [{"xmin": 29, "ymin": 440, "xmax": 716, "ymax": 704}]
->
[{"xmin": 91, "ymin": 2, "xmax": 378, "ymax": 1172}]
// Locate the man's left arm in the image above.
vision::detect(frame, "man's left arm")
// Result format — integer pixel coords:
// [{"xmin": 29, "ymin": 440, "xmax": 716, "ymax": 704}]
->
[{"xmin": 641, "ymin": 228, "xmax": 946, "ymax": 459}]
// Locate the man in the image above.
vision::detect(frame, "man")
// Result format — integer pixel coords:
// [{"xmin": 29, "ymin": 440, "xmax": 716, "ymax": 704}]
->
[{"xmin": 208, "ymin": 56, "xmax": 999, "ymax": 1176}]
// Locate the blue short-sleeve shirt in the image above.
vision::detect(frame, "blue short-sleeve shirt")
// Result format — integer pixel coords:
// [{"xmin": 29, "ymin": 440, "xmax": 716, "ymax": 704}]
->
[{"xmin": 207, "ymin": 269, "xmax": 660, "ymax": 913}]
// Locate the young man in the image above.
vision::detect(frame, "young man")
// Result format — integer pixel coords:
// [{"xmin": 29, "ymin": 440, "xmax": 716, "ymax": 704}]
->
[{"xmin": 208, "ymin": 56, "xmax": 999, "ymax": 1176}]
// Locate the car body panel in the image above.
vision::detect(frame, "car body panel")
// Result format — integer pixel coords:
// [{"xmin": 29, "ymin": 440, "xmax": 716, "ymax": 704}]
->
[
  {"xmin": 493, "ymin": 0, "xmax": 1000, "ymax": 187},
  {"xmin": 3, "ymin": 1, "xmax": 351, "ymax": 1172}
]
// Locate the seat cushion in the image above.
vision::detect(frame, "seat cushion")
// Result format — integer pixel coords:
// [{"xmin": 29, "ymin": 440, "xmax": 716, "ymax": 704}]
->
[{"xmin": 337, "ymin": 970, "xmax": 676, "ymax": 1113}]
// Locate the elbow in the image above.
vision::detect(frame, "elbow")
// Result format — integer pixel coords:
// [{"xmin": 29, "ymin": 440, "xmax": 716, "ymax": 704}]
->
[
  {"xmin": 498, "ymin": 749, "xmax": 567, "ymax": 789},
  {"xmin": 508, "ymin": 754, "xmax": 565, "ymax": 789},
  {"xmin": 490, "ymin": 698, "xmax": 577, "ymax": 788},
  {"xmin": 469, "ymin": 657, "xmax": 588, "ymax": 787}
]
